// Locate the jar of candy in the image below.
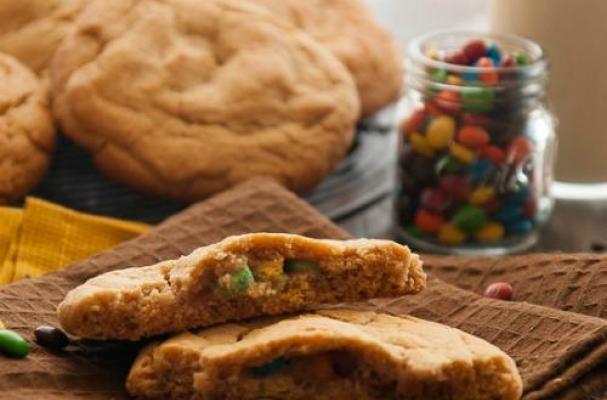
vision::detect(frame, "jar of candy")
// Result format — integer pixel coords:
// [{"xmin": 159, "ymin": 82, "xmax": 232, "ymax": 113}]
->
[{"xmin": 397, "ymin": 31, "xmax": 556, "ymax": 254}]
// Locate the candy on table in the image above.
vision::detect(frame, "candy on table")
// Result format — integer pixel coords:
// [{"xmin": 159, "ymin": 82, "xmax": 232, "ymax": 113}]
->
[
  {"xmin": 414, "ymin": 209, "xmax": 446, "ymax": 234},
  {"xmin": 34, "ymin": 325, "xmax": 70, "ymax": 349},
  {"xmin": 426, "ymin": 115, "xmax": 455, "ymax": 149},
  {"xmin": 0, "ymin": 329, "xmax": 29, "ymax": 358},
  {"xmin": 483, "ymin": 282, "xmax": 513, "ymax": 301},
  {"xmin": 438, "ymin": 224, "xmax": 467, "ymax": 245}
]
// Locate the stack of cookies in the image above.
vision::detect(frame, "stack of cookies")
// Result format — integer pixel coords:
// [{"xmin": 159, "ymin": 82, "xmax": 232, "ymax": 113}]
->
[
  {"xmin": 58, "ymin": 233, "xmax": 523, "ymax": 399},
  {"xmin": 1, "ymin": 0, "xmax": 404, "ymax": 203}
]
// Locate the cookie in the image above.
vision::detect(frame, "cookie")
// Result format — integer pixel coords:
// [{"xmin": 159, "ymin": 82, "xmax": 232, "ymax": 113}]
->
[
  {"xmin": 57, "ymin": 233, "xmax": 425, "ymax": 340},
  {"xmin": 0, "ymin": 53, "xmax": 55, "ymax": 203},
  {"xmin": 250, "ymin": 0, "xmax": 403, "ymax": 116},
  {"xmin": 126, "ymin": 309, "xmax": 523, "ymax": 400},
  {"xmin": 51, "ymin": 0, "xmax": 360, "ymax": 201},
  {"xmin": 0, "ymin": 0, "xmax": 84, "ymax": 74}
]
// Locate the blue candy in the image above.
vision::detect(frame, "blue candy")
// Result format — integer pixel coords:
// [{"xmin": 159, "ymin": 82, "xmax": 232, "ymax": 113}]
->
[
  {"xmin": 507, "ymin": 219, "xmax": 534, "ymax": 235},
  {"xmin": 508, "ymin": 185, "xmax": 530, "ymax": 204},
  {"xmin": 487, "ymin": 44, "xmax": 502, "ymax": 65},
  {"xmin": 462, "ymin": 71, "xmax": 478, "ymax": 82},
  {"xmin": 467, "ymin": 159, "xmax": 493, "ymax": 184},
  {"xmin": 494, "ymin": 204, "xmax": 523, "ymax": 223}
]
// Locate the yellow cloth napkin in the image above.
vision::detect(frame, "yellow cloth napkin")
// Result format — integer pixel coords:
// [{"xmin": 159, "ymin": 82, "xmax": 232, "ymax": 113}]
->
[{"xmin": 0, "ymin": 198, "xmax": 150, "ymax": 285}]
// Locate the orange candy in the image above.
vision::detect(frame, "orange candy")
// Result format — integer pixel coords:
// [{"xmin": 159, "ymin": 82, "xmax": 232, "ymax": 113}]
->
[
  {"xmin": 478, "ymin": 57, "xmax": 499, "ymax": 85},
  {"xmin": 507, "ymin": 137, "xmax": 533, "ymax": 163},
  {"xmin": 415, "ymin": 209, "xmax": 446, "ymax": 234},
  {"xmin": 401, "ymin": 109, "xmax": 426, "ymax": 136},
  {"xmin": 457, "ymin": 125, "xmax": 491, "ymax": 148},
  {"xmin": 480, "ymin": 145, "xmax": 506, "ymax": 164},
  {"xmin": 435, "ymin": 90, "xmax": 460, "ymax": 114}
]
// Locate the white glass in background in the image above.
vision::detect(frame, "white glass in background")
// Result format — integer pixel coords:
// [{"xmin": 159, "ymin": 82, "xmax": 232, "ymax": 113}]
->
[{"xmin": 491, "ymin": 0, "xmax": 607, "ymax": 199}]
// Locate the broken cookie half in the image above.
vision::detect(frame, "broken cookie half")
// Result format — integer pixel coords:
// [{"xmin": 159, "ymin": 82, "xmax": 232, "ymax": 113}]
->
[
  {"xmin": 57, "ymin": 233, "xmax": 425, "ymax": 340},
  {"xmin": 126, "ymin": 309, "xmax": 522, "ymax": 400}
]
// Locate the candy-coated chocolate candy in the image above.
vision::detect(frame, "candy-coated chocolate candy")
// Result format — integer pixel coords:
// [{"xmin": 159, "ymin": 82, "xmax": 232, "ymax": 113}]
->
[
  {"xmin": 494, "ymin": 204, "xmax": 523, "ymax": 223},
  {"xmin": 486, "ymin": 44, "xmax": 502, "ymax": 65},
  {"xmin": 435, "ymin": 155, "xmax": 462, "ymax": 175},
  {"xmin": 435, "ymin": 90, "xmax": 460, "ymax": 114},
  {"xmin": 480, "ymin": 145, "xmax": 506, "ymax": 164},
  {"xmin": 457, "ymin": 125, "xmax": 490, "ymax": 148},
  {"xmin": 438, "ymin": 224, "xmax": 467, "ymax": 245},
  {"xmin": 403, "ymin": 225, "xmax": 425, "ymax": 239},
  {"xmin": 509, "ymin": 185, "xmax": 530, "ymax": 204},
  {"xmin": 468, "ymin": 186, "xmax": 496, "ymax": 205},
  {"xmin": 439, "ymin": 174, "xmax": 470, "ymax": 202},
  {"xmin": 477, "ymin": 57, "xmax": 499, "ymax": 85},
  {"xmin": 507, "ymin": 136, "xmax": 533, "ymax": 163},
  {"xmin": 461, "ymin": 113, "xmax": 491, "ymax": 127},
  {"xmin": 501, "ymin": 55, "xmax": 515, "ymax": 67},
  {"xmin": 401, "ymin": 109, "xmax": 426, "ymax": 136},
  {"xmin": 463, "ymin": 40, "xmax": 487, "ymax": 63},
  {"xmin": 452, "ymin": 205, "xmax": 487, "ymax": 233},
  {"xmin": 483, "ymin": 282, "xmax": 513, "ymax": 301},
  {"xmin": 444, "ymin": 50, "xmax": 469, "ymax": 65},
  {"xmin": 431, "ymin": 68, "xmax": 448, "ymax": 82},
  {"xmin": 0, "ymin": 329, "xmax": 29, "ymax": 358},
  {"xmin": 415, "ymin": 209, "xmax": 446, "ymax": 234},
  {"xmin": 424, "ymin": 102, "xmax": 442, "ymax": 115},
  {"xmin": 514, "ymin": 51, "xmax": 529, "ymax": 66},
  {"xmin": 507, "ymin": 219, "xmax": 533, "ymax": 235},
  {"xmin": 410, "ymin": 132, "xmax": 435, "ymax": 157},
  {"xmin": 450, "ymin": 142, "xmax": 476, "ymax": 164},
  {"xmin": 420, "ymin": 188, "xmax": 450, "ymax": 213},
  {"xmin": 462, "ymin": 71, "xmax": 478, "ymax": 82},
  {"xmin": 446, "ymin": 75, "xmax": 463, "ymax": 85},
  {"xmin": 476, "ymin": 221, "xmax": 505, "ymax": 242},
  {"xmin": 467, "ymin": 159, "xmax": 493, "ymax": 183},
  {"xmin": 426, "ymin": 115, "xmax": 455, "ymax": 149},
  {"xmin": 461, "ymin": 87, "xmax": 494, "ymax": 113},
  {"xmin": 34, "ymin": 325, "xmax": 70, "ymax": 349},
  {"xmin": 229, "ymin": 266, "xmax": 255, "ymax": 293}
]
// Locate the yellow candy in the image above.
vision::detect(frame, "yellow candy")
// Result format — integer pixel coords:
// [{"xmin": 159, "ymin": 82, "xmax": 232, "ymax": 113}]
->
[
  {"xmin": 450, "ymin": 142, "xmax": 476, "ymax": 164},
  {"xmin": 426, "ymin": 115, "xmax": 455, "ymax": 149},
  {"xmin": 468, "ymin": 186, "xmax": 496, "ymax": 205},
  {"xmin": 476, "ymin": 222, "xmax": 505, "ymax": 242},
  {"xmin": 438, "ymin": 224, "xmax": 467, "ymax": 245},
  {"xmin": 447, "ymin": 75, "xmax": 463, "ymax": 85},
  {"xmin": 410, "ymin": 132, "xmax": 435, "ymax": 157}
]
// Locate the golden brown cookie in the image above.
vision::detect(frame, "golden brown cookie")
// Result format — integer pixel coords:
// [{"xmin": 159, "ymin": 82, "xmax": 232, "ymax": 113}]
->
[
  {"xmin": 51, "ymin": 0, "xmax": 360, "ymax": 201},
  {"xmin": 126, "ymin": 309, "xmax": 523, "ymax": 400},
  {"xmin": 250, "ymin": 0, "xmax": 403, "ymax": 117},
  {"xmin": 0, "ymin": 53, "xmax": 55, "ymax": 203},
  {"xmin": 57, "ymin": 233, "xmax": 425, "ymax": 340},
  {"xmin": 0, "ymin": 0, "xmax": 84, "ymax": 74}
]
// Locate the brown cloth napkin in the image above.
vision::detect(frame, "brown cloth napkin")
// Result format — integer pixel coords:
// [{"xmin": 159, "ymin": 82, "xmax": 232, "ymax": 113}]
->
[{"xmin": 1, "ymin": 177, "xmax": 606, "ymax": 400}]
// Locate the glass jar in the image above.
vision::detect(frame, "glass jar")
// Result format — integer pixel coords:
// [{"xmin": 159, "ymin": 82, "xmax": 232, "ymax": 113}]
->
[{"xmin": 396, "ymin": 31, "xmax": 557, "ymax": 255}]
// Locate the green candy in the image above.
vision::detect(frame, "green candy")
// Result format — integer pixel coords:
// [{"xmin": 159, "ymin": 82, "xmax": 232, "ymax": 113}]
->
[
  {"xmin": 514, "ymin": 52, "xmax": 529, "ymax": 66},
  {"xmin": 431, "ymin": 68, "xmax": 448, "ymax": 82},
  {"xmin": 250, "ymin": 357, "xmax": 289, "ymax": 377},
  {"xmin": 0, "ymin": 329, "xmax": 29, "ymax": 358},
  {"xmin": 461, "ymin": 87, "xmax": 495, "ymax": 113},
  {"xmin": 435, "ymin": 155, "xmax": 462, "ymax": 175},
  {"xmin": 284, "ymin": 260, "xmax": 319, "ymax": 274},
  {"xmin": 452, "ymin": 205, "xmax": 487, "ymax": 233},
  {"xmin": 231, "ymin": 266, "xmax": 254, "ymax": 293}
]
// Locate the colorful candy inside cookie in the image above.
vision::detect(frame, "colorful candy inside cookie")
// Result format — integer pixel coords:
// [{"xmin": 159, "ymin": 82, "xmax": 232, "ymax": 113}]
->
[
  {"xmin": 58, "ymin": 234, "xmax": 425, "ymax": 340},
  {"xmin": 126, "ymin": 310, "xmax": 523, "ymax": 400}
]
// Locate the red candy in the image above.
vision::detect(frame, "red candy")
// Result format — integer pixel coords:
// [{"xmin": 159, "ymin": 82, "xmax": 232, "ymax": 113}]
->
[
  {"xmin": 457, "ymin": 125, "xmax": 490, "ymax": 148},
  {"xmin": 401, "ymin": 109, "xmax": 426, "ymax": 136},
  {"xmin": 444, "ymin": 50, "xmax": 469, "ymax": 65},
  {"xmin": 507, "ymin": 137, "xmax": 533, "ymax": 163},
  {"xmin": 424, "ymin": 102, "xmax": 442, "ymax": 115},
  {"xmin": 463, "ymin": 40, "xmax": 487, "ymax": 63},
  {"xmin": 501, "ymin": 55, "xmax": 515, "ymax": 67},
  {"xmin": 439, "ymin": 174, "xmax": 470, "ymax": 202},
  {"xmin": 420, "ymin": 188, "xmax": 450, "ymax": 213},
  {"xmin": 480, "ymin": 145, "xmax": 506, "ymax": 164},
  {"xmin": 483, "ymin": 282, "xmax": 513, "ymax": 301},
  {"xmin": 477, "ymin": 57, "xmax": 499, "ymax": 85},
  {"xmin": 435, "ymin": 90, "xmax": 461, "ymax": 114},
  {"xmin": 415, "ymin": 209, "xmax": 446, "ymax": 234}
]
